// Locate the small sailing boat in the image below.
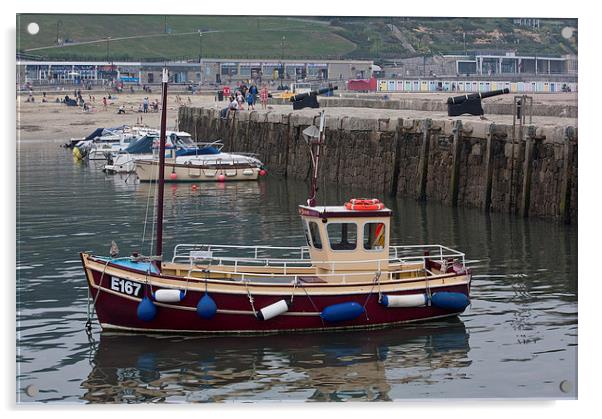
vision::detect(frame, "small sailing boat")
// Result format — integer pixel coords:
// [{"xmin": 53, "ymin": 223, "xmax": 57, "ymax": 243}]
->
[{"xmin": 80, "ymin": 69, "xmax": 471, "ymax": 334}]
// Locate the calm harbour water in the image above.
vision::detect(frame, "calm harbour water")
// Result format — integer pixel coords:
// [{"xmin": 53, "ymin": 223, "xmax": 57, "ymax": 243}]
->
[{"xmin": 16, "ymin": 140, "xmax": 577, "ymax": 403}]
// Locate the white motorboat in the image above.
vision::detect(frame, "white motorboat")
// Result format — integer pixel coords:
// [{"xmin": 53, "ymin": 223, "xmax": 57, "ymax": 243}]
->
[
  {"xmin": 134, "ymin": 147, "xmax": 266, "ymax": 182},
  {"xmin": 72, "ymin": 126, "xmax": 158, "ymax": 161},
  {"xmin": 104, "ymin": 133, "xmax": 224, "ymax": 174}
]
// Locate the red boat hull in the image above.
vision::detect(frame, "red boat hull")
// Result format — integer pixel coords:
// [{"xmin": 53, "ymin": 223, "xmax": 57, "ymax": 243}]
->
[{"xmin": 84, "ymin": 260, "xmax": 470, "ymax": 334}]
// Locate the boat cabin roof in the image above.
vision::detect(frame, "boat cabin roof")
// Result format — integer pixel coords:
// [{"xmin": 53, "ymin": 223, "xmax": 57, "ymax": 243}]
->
[{"xmin": 298, "ymin": 205, "xmax": 392, "ymax": 219}]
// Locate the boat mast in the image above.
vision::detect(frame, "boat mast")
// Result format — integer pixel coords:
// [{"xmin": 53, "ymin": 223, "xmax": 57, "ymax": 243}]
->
[
  {"xmin": 307, "ymin": 111, "xmax": 325, "ymax": 207},
  {"xmin": 155, "ymin": 68, "xmax": 169, "ymax": 261}
]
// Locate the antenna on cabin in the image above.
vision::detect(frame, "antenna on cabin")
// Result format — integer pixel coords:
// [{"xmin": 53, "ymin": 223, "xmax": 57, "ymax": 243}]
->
[{"xmin": 302, "ymin": 110, "xmax": 326, "ymax": 207}]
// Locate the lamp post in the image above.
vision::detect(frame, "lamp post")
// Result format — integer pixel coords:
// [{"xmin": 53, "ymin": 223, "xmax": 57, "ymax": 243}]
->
[
  {"xmin": 56, "ymin": 20, "xmax": 62, "ymax": 45},
  {"xmin": 198, "ymin": 30, "xmax": 203, "ymax": 86},
  {"xmin": 198, "ymin": 30, "xmax": 203, "ymax": 63},
  {"xmin": 280, "ymin": 36, "xmax": 286, "ymax": 88}
]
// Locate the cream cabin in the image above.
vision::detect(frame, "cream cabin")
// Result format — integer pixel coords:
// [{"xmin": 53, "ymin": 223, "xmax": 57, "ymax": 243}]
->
[{"xmin": 298, "ymin": 200, "xmax": 391, "ymax": 278}]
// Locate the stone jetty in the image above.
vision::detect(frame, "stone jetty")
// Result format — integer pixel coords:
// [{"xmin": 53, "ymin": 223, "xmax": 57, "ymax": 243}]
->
[{"xmin": 178, "ymin": 100, "xmax": 577, "ymax": 223}]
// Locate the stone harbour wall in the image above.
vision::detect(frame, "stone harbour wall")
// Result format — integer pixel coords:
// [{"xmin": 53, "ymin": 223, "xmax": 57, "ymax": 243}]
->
[{"xmin": 178, "ymin": 106, "xmax": 577, "ymax": 223}]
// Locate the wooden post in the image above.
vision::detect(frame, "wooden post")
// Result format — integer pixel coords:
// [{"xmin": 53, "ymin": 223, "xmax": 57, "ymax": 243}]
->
[
  {"xmin": 559, "ymin": 127, "xmax": 575, "ymax": 223},
  {"xmin": 520, "ymin": 127, "xmax": 534, "ymax": 217},
  {"xmin": 483, "ymin": 123, "xmax": 495, "ymax": 211},
  {"xmin": 449, "ymin": 119, "xmax": 463, "ymax": 207},
  {"xmin": 415, "ymin": 118, "xmax": 431, "ymax": 201}
]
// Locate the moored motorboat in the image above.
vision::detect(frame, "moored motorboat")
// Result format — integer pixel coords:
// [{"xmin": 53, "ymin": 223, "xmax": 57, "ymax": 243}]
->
[
  {"xmin": 134, "ymin": 151, "xmax": 265, "ymax": 182},
  {"xmin": 103, "ymin": 132, "xmax": 220, "ymax": 174},
  {"xmin": 80, "ymin": 69, "xmax": 471, "ymax": 334}
]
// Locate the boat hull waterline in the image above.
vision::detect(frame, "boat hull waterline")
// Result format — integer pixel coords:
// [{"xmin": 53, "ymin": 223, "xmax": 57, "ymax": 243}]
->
[
  {"xmin": 81, "ymin": 253, "xmax": 471, "ymax": 334},
  {"xmin": 135, "ymin": 160, "xmax": 261, "ymax": 182}
]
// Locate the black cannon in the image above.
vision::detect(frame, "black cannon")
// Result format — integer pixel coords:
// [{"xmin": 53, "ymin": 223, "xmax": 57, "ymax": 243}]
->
[
  {"xmin": 290, "ymin": 86, "xmax": 338, "ymax": 110},
  {"xmin": 446, "ymin": 88, "xmax": 509, "ymax": 116}
]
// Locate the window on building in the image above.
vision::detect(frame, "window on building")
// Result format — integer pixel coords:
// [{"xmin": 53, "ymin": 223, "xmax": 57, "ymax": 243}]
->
[
  {"xmin": 221, "ymin": 64, "xmax": 238, "ymax": 76},
  {"xmin": 364, "ymin": 223, "xmax": 386, "ymax": 251},
  {"xmin": 327, "ymin": 223, "xmax": 357, "ymax": 251}
]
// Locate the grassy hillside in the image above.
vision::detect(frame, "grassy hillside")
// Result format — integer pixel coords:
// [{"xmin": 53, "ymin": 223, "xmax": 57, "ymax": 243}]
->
[{"xmin": 16, "ymin": 14, "xmax": 577, "ymax": 61}]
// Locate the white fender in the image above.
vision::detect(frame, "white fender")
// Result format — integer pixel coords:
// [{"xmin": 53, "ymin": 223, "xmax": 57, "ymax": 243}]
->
[
  {"xmin": 258, "ymin": 300, "xmax": 289, "ymax": 320},
  {"xmin": 381, "ymin": 294, "xmax": 426, "ymax": 308},
  {"xmin": 153, "ymin": 289, "xmax": 184, "ymax": 303}
]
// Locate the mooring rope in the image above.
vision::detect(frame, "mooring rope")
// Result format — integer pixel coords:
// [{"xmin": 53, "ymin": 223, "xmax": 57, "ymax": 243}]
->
[
  {"xmin": 299, "ymin": 283, "xmax": 325, "ymax": 327},
  {"xmin": 85, "ymin": 257, "xmax": 119, "ymax": 331},
  {"xmin": 361, "ymin": 270, "xmax": 382, "ymax": 321},
  {"xmin": 244, "ymin": 281, "xmax": 257, "ymax": 317}
]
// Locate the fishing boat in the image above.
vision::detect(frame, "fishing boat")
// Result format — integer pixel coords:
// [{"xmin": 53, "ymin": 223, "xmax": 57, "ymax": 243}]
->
[{"xmin": 80, "ymin": 69, "xmax": 471, "ymax": 334}]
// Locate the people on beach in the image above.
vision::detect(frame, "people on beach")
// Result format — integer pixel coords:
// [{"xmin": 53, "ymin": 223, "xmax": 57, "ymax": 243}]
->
[{"xmin": 102, "ymin": 97, "xmax": 107, "ymax": 110}]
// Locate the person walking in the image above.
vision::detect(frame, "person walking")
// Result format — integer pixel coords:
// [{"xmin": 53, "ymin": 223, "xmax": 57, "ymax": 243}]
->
[
  {"xmin": 143, "ymin": 97, "xmax": 149, "ymax": 113},
  {"xmin": 249, "ymin": 83, "xmax": 258, "ymax": 107},
  {"xmin": 260, "ymin": 85, "xmax": 268, "ymax": 110},
  {"xmin": 246, "ymin": 92, "xmax": 255, "ymax": 110}
]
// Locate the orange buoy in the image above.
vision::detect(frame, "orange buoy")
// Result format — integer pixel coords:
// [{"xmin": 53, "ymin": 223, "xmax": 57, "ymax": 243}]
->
[{"xmin": 344, "ymin": 198, "xmax": 385, "ymax": 211}]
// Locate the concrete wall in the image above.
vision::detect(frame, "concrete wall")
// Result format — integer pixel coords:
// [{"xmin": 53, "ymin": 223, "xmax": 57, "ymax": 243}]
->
[{"xmin": 178, "ymin": 107, "xmax": 577, "ymax": 222}]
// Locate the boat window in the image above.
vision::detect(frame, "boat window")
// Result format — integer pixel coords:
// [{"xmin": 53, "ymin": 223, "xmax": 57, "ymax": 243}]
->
[
  {"xmin": 364, "ymin": 222, "xmax": 386, "ymax": 251},
  {"xmin": 302, "ymin": 220, "xmax": 312, "ymax": 247},
  {"xmin": 327, "ymin": 222, "xmax": 357, "ymax": 251},
  {"xmin": 308, "ymin": 221, "xmax": 322, "ymax": 250}
]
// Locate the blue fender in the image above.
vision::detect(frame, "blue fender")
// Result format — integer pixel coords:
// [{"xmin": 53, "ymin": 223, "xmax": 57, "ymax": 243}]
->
[
  {"xmin": 430, "ymin": 292, "xmax": 470, "ymax": 311},
  {"xmin": 197, "ymin": 293, "xmax": 217, "ymax": 319},
  {"xmin": 320, "ymin": 302, "xmax": 365, "ymax": 322},
  {"xmin": 137, "ymin": 296, "xmax": 157, "ymax": 321}
]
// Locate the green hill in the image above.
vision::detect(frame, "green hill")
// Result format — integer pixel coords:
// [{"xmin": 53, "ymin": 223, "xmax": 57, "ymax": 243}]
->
[{"xmin": 16, "ymin": 14, "xmax": 577, "ymax": 62}]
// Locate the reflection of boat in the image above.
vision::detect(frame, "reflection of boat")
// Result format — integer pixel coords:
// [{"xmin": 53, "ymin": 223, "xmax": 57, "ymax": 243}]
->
[
  {"xmin": 80, "ymin": 69, "xmax": 472, "ymax": 334},
  {"xmin": 81, "ymin": 319, "xmax": 470, "ymax": 402}
]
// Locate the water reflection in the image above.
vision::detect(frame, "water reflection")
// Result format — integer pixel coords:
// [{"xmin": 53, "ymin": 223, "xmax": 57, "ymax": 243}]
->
[
  {"xmin": 17, "ymin": 143, "xmax": 577, "ymax": 401},
  {"xmin": 81, "ymin": 319, "xmax": 470, "ymax": 403}
]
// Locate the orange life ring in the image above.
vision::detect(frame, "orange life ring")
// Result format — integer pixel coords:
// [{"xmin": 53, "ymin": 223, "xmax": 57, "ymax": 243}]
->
[{"xmin": 344, "ymin": 198, "xmax": 385, "ymax": 211}]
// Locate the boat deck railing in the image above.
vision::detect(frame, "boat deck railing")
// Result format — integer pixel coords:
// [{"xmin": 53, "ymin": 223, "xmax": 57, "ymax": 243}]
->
[{"xmin": 171, "ymin": 243, "xmax": 466, "ymax": 275}]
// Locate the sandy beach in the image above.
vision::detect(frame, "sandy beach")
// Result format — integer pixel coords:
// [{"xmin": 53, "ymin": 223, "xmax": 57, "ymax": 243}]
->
[{"xmin": 16, "ymin": 93, "xmax": 220, "ymax": 143}]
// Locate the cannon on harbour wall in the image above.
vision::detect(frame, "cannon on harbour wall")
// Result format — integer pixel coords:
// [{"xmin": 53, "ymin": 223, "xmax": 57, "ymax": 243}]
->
[
  {"xmin": 447, "ymin": 88, "xmax": 510, "ymax": 116},
  {"xmin": 290, "ymin": 86, "xmax": 338, "ymax": 110}
]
